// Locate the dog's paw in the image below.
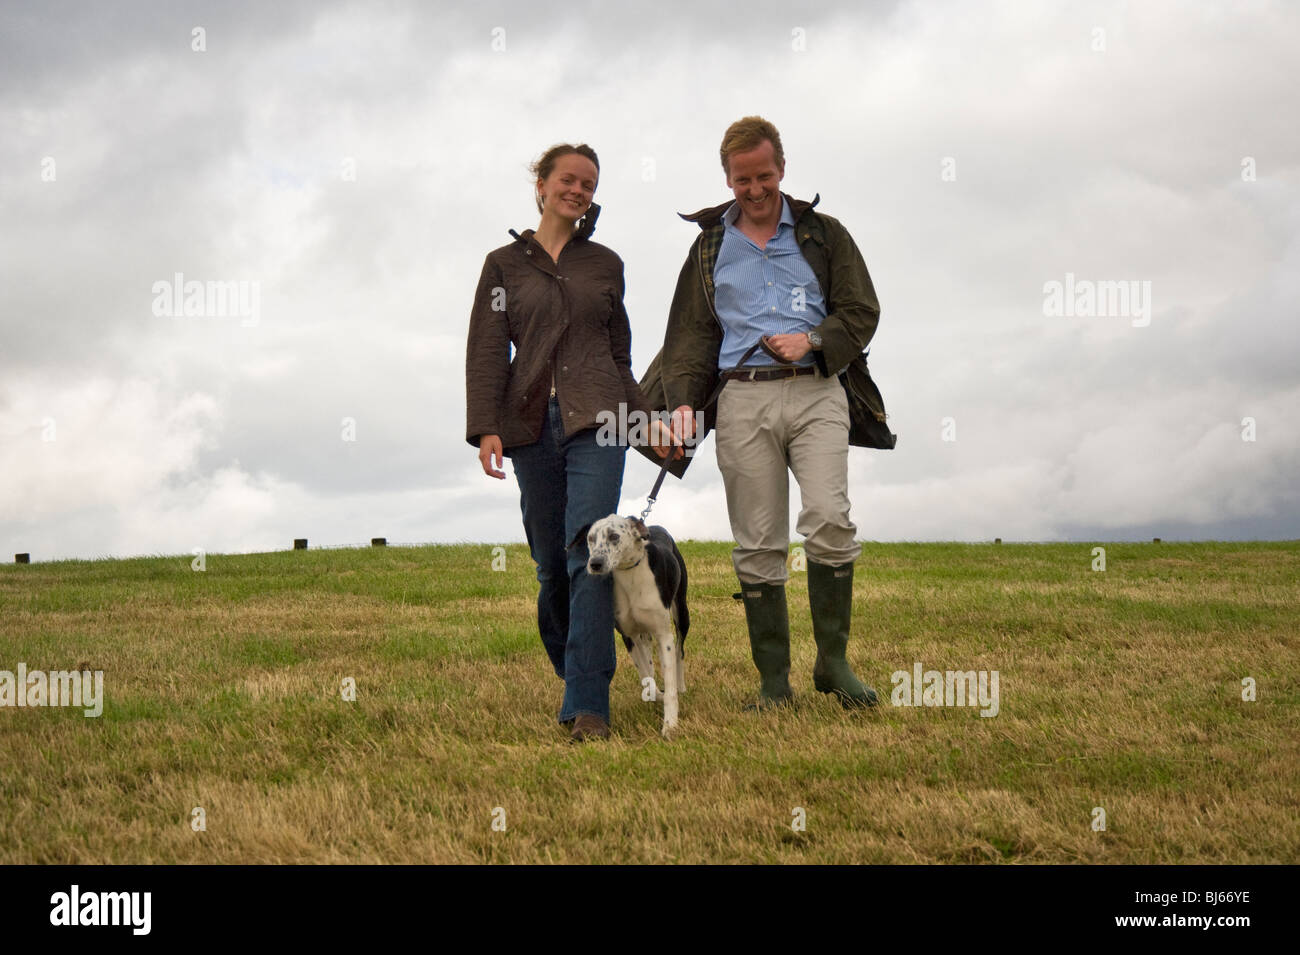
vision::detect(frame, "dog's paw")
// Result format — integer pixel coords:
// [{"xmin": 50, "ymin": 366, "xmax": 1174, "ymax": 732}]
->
[{"xmin": 660, "ymin": 720, "xmax": 678, "ymax": 740}]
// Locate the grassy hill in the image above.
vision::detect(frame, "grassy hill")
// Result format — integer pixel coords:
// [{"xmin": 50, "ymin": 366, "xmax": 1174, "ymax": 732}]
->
[{"xmin": 1, "ymin": 540, "xmax": 1297, "ymax": 863}]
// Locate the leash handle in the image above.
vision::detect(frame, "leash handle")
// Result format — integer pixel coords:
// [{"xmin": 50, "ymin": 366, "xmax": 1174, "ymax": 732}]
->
[{"xmin": 758, "ymin": 335, "xmax": 796, "ymax": 364}]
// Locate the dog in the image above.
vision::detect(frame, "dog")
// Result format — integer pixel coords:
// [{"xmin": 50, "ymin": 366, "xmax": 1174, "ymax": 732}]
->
[{"xmin": 568, "ymin": 515, "xmax": 690, "ymax": 737}]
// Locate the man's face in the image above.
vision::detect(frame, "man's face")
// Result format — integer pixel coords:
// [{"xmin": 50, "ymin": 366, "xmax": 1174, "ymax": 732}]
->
[{"xmin": 724, "ymin": 139, "xmax": 784, "ymax": 224}]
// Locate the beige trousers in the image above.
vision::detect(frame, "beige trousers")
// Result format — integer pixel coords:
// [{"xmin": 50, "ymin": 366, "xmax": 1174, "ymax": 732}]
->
[{"xmin": 714, "ymin": 371, "xmax": 861, "ymax": 584}]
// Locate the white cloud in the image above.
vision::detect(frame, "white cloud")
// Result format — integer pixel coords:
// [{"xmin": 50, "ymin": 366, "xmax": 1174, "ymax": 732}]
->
[{"xmin": 2, "ymin": 0, "xmax": 1297, "ymax": 559}]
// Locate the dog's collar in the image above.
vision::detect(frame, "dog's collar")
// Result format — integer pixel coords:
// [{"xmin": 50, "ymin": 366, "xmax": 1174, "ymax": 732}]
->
[{"xmin": 623, "ymin": 557, "xmax": 643, "ymax": 570}]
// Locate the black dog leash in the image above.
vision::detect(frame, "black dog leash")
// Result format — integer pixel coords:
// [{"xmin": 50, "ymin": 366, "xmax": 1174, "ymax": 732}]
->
[{"xmin": 640, "ymin": 448, "xmax": 674, "ymax": 521}]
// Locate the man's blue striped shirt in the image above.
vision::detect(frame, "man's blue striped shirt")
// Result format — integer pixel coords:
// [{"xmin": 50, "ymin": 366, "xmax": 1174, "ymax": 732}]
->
[{"xmin": 714, "ymin": 196, "xmax": 826, "ymax": 369}]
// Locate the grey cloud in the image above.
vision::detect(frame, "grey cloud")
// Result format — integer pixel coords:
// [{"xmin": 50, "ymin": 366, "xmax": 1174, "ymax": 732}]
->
[{"xmin": 2, "ymin": 0, "xmax": 1297, "ymax": 560}]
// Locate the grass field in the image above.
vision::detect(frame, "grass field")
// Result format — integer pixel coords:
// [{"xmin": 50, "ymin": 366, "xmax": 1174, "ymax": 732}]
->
[{"xmin": 1, "ymin": 540, "xmax": 1297, "ymax": 864}]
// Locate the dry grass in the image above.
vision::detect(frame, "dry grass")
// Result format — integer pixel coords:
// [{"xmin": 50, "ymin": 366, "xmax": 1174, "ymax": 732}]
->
[{"xmin": 0, "ymin": 541, "xmax": 1296, "ymax": 863}]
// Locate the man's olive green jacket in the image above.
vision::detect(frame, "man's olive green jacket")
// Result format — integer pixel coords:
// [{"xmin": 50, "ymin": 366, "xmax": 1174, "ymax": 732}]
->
[{"xmin": 636, "ymin": 192, "xmax": 895, "ymax": 476}]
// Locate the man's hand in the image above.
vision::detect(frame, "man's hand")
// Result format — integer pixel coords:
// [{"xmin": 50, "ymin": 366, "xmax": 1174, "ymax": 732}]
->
[
  {"xmin": 478, "ymin": 434, "xmax": 506, "ymax": 479},
  {"xmin": 763, "ymin": 332, "xmax": 814, "ymax": 363},
  {"xmin": 650, "ymin": 405, "xmax": 696, "ymax": 461}
]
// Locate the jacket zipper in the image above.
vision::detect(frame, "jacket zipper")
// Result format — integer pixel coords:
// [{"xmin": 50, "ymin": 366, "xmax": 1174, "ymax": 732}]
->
[{"xmin": 521, "ymin": 236, "xmax": 567, "ymax": 402}]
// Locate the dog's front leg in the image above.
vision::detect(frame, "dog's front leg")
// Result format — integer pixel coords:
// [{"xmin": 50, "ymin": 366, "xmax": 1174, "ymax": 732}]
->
[
  {"xmin": 629, "ymin": 635, "xmax": 658, "ymax": 702},
  {"xmin": 656, "ymin": 628, "xmax": 679, "ymax": 737}
]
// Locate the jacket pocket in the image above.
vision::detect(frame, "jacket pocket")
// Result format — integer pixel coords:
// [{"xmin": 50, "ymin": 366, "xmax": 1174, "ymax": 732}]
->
[{"xmin": 840, "ymin": 353, "xmax": 897, "ymax": 450}]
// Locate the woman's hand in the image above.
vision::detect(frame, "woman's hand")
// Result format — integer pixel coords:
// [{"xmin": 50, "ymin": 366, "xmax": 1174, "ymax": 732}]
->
[{"xmin": 479, "ymin": 435, "xmax": 506, "ymax": 479}]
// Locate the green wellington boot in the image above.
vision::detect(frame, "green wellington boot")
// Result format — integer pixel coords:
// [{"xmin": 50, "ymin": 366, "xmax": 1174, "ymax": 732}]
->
[
  {"xmin": 739, "ymin": 581, "xmax": 795, "ymax": 709},
  {"xmin": 807, "ymin": 560, "xmax": 878, "ymax": 708}
]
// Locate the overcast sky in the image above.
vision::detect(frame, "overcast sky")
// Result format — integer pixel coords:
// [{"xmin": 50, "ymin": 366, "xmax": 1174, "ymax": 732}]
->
[{"xmin": 2, "ymin": 0, "xmax": 1297, "ymax": 561}]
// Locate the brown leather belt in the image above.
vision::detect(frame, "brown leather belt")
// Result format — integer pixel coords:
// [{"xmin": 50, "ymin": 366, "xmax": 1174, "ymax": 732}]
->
[{"xmin": 721, "ymin": 365, "xmax": 817, "ymax": 382}]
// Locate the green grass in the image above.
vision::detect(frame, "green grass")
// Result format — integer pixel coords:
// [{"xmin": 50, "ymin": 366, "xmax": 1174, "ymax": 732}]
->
[{"xmin": 0, "ymin": 540, "xmax": 1297, "ymax": 863}]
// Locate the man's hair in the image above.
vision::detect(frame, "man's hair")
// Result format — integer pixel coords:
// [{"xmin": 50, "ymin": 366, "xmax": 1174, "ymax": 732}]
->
[
  {"xmin": 719, "ymin": 116, "xmax": 784, "ymax": 174},
  {"xmin": 529, "ymin": 144, "xmax": 600, "ymax": 213}
]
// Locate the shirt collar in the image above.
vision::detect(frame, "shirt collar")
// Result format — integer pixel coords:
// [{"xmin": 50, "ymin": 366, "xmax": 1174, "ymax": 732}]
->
[{"xmin": 723, "ymin": 195, "xmax": 793, "ymax": 230}]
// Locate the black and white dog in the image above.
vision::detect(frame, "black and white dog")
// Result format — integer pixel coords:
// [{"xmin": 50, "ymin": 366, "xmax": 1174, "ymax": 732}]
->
[{"xmin": 569, "ymin": 516, "xmax": 690, "ymax": 737}]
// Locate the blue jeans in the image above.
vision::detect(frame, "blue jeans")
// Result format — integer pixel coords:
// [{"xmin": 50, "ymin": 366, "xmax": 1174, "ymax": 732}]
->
[{"xmin": 510, "ymin": 396, "xmax": 625, "ymax": 724}]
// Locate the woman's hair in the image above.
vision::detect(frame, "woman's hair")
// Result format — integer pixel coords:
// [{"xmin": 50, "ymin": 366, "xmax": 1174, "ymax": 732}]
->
[
  {"xmin": 719, "ymin": 116, "xmax": 784, "ymax": 174},
  {"xmin": 530, "ymin": 143, "xmax": 600, "ymax": 213}
]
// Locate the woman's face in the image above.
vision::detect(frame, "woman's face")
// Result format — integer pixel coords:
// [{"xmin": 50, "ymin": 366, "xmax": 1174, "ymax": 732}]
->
[{"xmin": 537, "ymin": 153, "xmax": 598, "ymax": 223}]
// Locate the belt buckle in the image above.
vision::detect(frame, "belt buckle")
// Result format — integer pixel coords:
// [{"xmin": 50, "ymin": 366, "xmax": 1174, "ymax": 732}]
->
[{"xmin": 748, "ymin": 367, "xmax": 757, "ymax": 381}]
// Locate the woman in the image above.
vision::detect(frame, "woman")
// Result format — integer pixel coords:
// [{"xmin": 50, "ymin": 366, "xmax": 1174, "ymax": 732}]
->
[{"xmin": 465, "ymin": 143, "xmax": 659, "ymax": 741}]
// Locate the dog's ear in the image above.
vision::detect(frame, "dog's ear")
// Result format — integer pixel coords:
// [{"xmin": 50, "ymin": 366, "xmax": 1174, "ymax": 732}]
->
[
  {"xmin": 628, "ymin": 517, "xmax": 650, "ymax": 540},
  {"xmin": 567, "ymin": 523, "xmax": 593, "ymax": 551}
]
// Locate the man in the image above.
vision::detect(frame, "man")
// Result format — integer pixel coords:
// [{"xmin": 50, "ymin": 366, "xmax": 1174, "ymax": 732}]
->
[{"xmin": 640, "ymin": 116, "xmax": 890, "ymax": 710}]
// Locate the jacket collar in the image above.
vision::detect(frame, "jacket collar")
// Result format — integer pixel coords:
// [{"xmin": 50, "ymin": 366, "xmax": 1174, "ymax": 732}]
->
[
  {"xmin": 679, "ymin": 192, "xmax": 820, "ymax": 229},
  {"xmin": 508, "ymin": 201, "xmax": 602, "ymax": 245}
]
